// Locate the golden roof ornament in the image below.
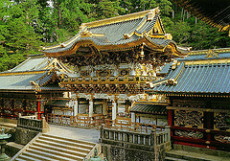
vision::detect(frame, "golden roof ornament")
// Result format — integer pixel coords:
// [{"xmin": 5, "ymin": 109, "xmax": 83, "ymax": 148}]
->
[{"xmin": 206, "ymin": 49, "xmax": 219, "ymax": 58}]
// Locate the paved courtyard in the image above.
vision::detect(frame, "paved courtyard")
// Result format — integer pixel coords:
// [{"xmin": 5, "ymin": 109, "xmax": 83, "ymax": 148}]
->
[{"xmin": 46, "ymin": 124, "xmax": 100, "ymax": 143}]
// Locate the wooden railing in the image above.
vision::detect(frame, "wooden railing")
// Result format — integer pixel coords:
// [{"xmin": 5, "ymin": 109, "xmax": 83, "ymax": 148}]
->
[
  {"xmin": 47, "ymin": 113, "xmax": 105, "ymax": 128},
  {"xmin": 17, "ymin": 114, "xmax": 49, "ymax": 133}
]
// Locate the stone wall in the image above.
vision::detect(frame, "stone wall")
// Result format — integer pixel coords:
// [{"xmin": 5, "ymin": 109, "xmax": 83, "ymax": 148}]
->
[
  {"xmin": 15, "ymin": 127, "xmax": 39, "ymax": 145},
  {"xmin": 102, "ymin": 144, "xmax": 154, "ymax": 161}
]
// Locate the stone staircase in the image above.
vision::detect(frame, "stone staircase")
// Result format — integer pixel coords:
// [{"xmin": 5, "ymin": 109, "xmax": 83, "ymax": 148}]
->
[
  {"xmin": 11, "ymin": 133, "xmax": 98, "ymax": 161},
  {"xmin": 165, "ymin": 150, "xmax": 230, "ymax": 161}
]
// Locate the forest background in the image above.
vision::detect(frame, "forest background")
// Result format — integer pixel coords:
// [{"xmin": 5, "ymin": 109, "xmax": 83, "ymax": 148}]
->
[{"xmin": 0, "ymin": 0, "xmax": 229, "ymax": 71}]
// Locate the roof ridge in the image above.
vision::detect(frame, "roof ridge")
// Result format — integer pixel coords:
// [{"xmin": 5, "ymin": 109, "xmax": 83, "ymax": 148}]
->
[
  {"xmin": 190, "ymin": 48, "xmax": 230, "ymax": 55},
  {"xmin": 7, "ymin": 57, "xmax": 31, "ymax": 72},
  {"xmin": 81, "ymin": 8, "xmax": 160, "ymax": 28}
]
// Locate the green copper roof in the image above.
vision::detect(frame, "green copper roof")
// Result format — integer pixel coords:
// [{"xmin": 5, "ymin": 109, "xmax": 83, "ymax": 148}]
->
[
  {"xmin": 42, "ymin": 9, "xmax": 189, "ymax": 55},
  {"xmin": 130, "ymin": 104, "xmax": 167, "ymax": 115},
  {"xmin": 0, "ymin": 56, "xmax": 67, "ymax": 92},
  {"xmin": 8, "ymin": 57, "xmax": 51, "ymax": 72},
  {"xmin": 151, "ymin": 63, "xmax": 230, "ymax": 94},
  {"xmin": 0, "ymin": 72, "xmax": 46, "ymax": 91},
  {"xmin": 42, "ymin": 15, "xmax": 158, "ymax": 53}
]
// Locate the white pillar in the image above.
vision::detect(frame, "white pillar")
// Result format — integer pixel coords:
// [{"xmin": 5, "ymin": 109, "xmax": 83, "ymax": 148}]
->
[
  {"xmin": 73, "ymin": 99, "xmax": 78, "ymax": 116},
  {"xmin": 131, "ymin": 112, "xmax": 135, "ymax": 123},
  {"xmin": 89, "ymin": 99, "xmax": 93, "ymax": 117},
  {"xmin": 112, "ymin": 100, "xmax": 117, "ymax": 121},
  {"xmin": 102, "ymin": 100, "xmax": 107, "ymax": 115}
]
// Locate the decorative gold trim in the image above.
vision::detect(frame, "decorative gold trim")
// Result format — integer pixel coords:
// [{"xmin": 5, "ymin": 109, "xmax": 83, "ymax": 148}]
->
[
  {"xmin": 44, "ymin": 37, "xmax": 168, "ymax": 57},
  {"xmin": 184, "ymin": 59, "xmax": 230, "ymax": 65},
  {"xmin": 0, "ymin": 71, "xmax": 45, "ymax": 76},
  {"xmin": 189, "ymin": 48, "xmax": 230, "ymax": 56},
  {"xmin": 220, "ymin": 24, "xmax": 230, "ymax": 32}
]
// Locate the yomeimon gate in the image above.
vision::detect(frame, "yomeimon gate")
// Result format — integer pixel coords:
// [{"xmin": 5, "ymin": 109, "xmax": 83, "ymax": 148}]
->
[{"xmin": 42, "ymin": 8, "xmax": 188, "ymax": 127}]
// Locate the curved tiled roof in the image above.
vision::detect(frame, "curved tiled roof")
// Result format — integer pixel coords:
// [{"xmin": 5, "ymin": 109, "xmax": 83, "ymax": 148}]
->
[
  {"xmin": 7, "ymin": 57, "xmax": 50, "ymax": 72},
  {"xmin": 0, "ymin": 56, "xmax": 69, "ymax": 92},
  {"xmin": 147, "ymin": 49, "xmax": 230, "ymax": 94},
  {"xmin": 42, "ymin": 8, "xmax": 189, "ymax": 56},
  {"xmin": 130, "ymin": 104, "xmax": 167, "ymax": 115},
  {"xmin": 152, "ymin": 63, "xmax": 230, "ymax": 94}
]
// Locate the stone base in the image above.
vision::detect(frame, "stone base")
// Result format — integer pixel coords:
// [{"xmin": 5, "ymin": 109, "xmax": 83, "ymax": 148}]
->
[
  {"xmin": 173, "ymin": 144, "xmax": 230, "ymax": 158},
  {"xmin": 102, "ymin": 144, "xmax": 155, "ymax": 161},
  {"xmin": 6, "ymin": 142, "xmax": 24, "ymax": 157},
  {"xmin": 15, "ymin": 127, "xmax": 39, "ymax": 145}
]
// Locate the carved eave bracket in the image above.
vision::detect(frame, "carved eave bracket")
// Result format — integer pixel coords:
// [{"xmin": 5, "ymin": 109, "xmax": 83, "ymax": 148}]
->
[{"xmin": 31, "ymin": 81, "xmax": 41, "ymax": 92}]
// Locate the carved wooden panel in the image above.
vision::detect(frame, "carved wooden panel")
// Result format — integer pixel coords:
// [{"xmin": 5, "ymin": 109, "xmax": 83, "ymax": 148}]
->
[
  {"xmin": 214, "ymin": 135, "xmax": 230, "ymax": 144},
  {"xmin": 214, "ymin": 112, "xmax": 230, "ymax": 131},
  {"xmin": 175, "ymin": 130, "xmax": 203, "ymax": 139},
  {"xmin": 174, "ymin": 110, "xmax": 203, "ymax": 128}
]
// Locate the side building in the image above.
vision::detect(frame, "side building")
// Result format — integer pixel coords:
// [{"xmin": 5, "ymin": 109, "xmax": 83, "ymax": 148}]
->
[
  {"xmin": 146, "ymin": 48, "xmax": 230, "ymax": 151},
  {"xmin": 0, "ymin": 54, "xmax": 71, "ymax": 119}
]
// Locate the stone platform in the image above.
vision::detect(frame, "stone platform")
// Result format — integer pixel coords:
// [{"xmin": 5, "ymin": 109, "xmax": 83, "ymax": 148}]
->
[{"xmin": 47, "ymin": 124, "xmax": 100, "ymax": 143}]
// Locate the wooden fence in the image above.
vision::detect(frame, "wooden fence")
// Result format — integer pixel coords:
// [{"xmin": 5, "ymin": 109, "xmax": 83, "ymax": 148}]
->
[{"xmin": 47, "ymin": 113, "xmax": 165, "ymax": 133}]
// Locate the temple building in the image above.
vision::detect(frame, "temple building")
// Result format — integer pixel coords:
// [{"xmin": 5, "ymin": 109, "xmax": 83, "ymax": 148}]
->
[
  {"xmin": 42, "ymin": 8, "xmax": 188, "ymax": 127},
  {"xmin": 0, "ymin": 54, "xmax": 70, "ymax": 119},
  {"xmin": 146, "ymin": 48, "xmax": 230, "ymax": 151}
]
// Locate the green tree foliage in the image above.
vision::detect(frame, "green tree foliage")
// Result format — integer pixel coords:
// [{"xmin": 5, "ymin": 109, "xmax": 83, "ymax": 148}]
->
[
  {"xmin": 0, "ymin": 0, "xmax": 43, "ymax": 71},
  {"xmin": 0, "ymin": 0, "xmax": 229, "ymax": 71}
]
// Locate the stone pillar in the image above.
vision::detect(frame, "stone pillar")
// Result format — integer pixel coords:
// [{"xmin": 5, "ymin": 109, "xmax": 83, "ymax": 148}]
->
[
  {"xmin": 89, "ymin": 99, "xmax": 93, "ymax": 117},
  {"xmin": 112, "ymin": 100, "xmax": 117, "ymax": 124},
  {"xmin": 73, "ymin": 99, "xmax": 78, "ymax": 116}
]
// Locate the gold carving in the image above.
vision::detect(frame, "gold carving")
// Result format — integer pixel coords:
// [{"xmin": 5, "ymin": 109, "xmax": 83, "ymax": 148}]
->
[
  {"xmin": 206, "ymin": 49, "xmax": 219, "ymax": 58},
  {"xmin": 167, "ymin": 79, "xmax": 177, "ymax": 85},
  {"xmin": 81, "ymin": 30, "xmax": 93, "ymax": 37},
  {"xmin": 205, "ymin": 129, "xmax": 211, "ymax": 133}
]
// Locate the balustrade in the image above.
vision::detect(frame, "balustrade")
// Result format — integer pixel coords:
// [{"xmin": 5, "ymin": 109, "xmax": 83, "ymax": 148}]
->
[
  {"xmin": 47, "ymin": 113, "xmax": 106, "ymax": 128},
  {"xmin": 100, "ymin": 125, "xmax": 171, "ymax": 148},
  {"xmin": 17, "ymin": 114, "xmax": 49, "ymax": 132}
]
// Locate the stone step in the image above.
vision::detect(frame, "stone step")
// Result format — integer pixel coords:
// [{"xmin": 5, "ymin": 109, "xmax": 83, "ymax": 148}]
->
[
  {"xmin": 15, "ymin": 159, "xmax": 28, "ymax": 161},
  {"xmin": 16, "ymin": 154, "xmax": 43, "ymax": 161},
  {"xmin": 12, "ymin": 132, "xmax": 97, "ymax": 161},
  {"xmin": 29, "ymin": 144, "xmax": 87, "ymax": 159},
  {"xmin": 165, "ymin": 156, "xmax": 188, "ymax": 161},
  {"xmin": 38, "ymin": 135, "xmax": 94, "ymax": 150},
  {"xmin": 26, "ymin": 148, "xmax": 84, "ymax": 161},
  {"xmin": 21, "ymin": 151, "xmax": 59, "ymax": 161},
  {"xmin": 32, "ymin": 141, "xmax": 89, "ymax": 156},
  {"xmin": 34, "ymin": 138, "xmax": 91, "ymax": 153},
  {"xmin": 27, "ymin": 149, "xmax": 77, "ymax": 161},
  {"xmin": 42, "ymin": 133, "xmax": 95, "ymax": 146}
]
